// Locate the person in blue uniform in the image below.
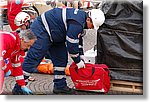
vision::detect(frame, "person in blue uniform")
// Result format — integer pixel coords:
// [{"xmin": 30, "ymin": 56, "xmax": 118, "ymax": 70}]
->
[{"xmin": 22, "ymin": 8, "xmax": 105, "ymax": 94}]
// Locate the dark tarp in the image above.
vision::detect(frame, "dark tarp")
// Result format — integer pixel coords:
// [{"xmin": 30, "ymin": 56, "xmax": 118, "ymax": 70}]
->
[{"xmin": 96, "ymin": 0, "xmax": 143, "ymax": 82}]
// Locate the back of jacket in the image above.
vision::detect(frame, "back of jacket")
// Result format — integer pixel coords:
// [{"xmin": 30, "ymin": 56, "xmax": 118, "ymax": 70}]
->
[{"xmin": 36, "ymin": 8, "xmax": 86, "ymax": 42}]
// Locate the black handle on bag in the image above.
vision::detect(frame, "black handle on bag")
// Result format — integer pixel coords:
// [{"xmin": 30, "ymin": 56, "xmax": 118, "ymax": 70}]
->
[{"xmin": 74, "ymin": 67, "xmax": 95, "ymax": 78}]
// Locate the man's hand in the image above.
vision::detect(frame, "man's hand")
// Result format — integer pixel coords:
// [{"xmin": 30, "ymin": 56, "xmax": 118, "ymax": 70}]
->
[
  {"xmin": 76, "ymin": 60, "xmax": 85, "ymax": 69},
  {"xmin": 5, "ymin": 70, "xmax": 11, "ymax": 77},
  {"xmin": 80, "ymin": 55, "xmax": 86, "ymax": 62},
  {"xmin": 21, "ymin": 86, "xmax": 33, "ymax": 95}
]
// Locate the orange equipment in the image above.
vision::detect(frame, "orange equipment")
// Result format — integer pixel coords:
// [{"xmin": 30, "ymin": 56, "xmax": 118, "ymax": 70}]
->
[
  {"xmin": 37, "ymin": 59, "xmax": 71, "ymax": 75},
  {"xmin": 37, "ymin": 59, "xmax": 54, "ymax": 74}
]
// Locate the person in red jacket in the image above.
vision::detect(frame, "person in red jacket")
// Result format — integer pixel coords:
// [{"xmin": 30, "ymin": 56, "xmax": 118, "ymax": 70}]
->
[{"xmin": 0, "ymin": 29, "xmax": 36, "ymax": 95}]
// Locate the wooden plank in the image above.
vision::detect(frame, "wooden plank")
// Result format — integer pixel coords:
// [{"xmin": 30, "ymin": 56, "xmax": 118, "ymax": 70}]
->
[
  {"xmin": 110, "ymin": 80, "xmax": 143, "ymax": 93},
  {"xmin": 111, "ymin": 86, "xmax": 143, "ymax": 93},
  {"xmin": 111, "ymin": 80, "xmax": 143, "ymax": 86}
]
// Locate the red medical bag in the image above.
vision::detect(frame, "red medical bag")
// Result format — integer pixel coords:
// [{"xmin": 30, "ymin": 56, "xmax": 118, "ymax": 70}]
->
[{"xmin": 69, "ymin": 63, "xmax": 110, "ymax": 93}]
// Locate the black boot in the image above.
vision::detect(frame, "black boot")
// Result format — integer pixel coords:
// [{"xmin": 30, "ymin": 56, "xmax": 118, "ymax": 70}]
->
[
  {"xmin": 53, "ymin": 86, "xmax": 75, "ymax": 94},
  {"xmin": 12, "ymin": 84, "xmax": 23, "ymax": 95}
]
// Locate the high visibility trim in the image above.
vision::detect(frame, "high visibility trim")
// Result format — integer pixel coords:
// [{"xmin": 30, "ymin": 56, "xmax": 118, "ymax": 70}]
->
[
  {"xmin": 70, "ymin": 53, "xmax": 79, "ymax": 58},
  {"xmin": 0, "ymin": 32, "xmax": 16, "ymax": 40},
  {"xmin": 15, "ymin": 75, "xmax": 24, "ymax": 80},
  {"xmin": 12, "ymin": 62, "xmax": 21, "ymax": 67},
  {"xmin": 62, "ymin": 8, "xmax": 67, "ymax": 30},
  {"xmin": 54, "ymin": 67, "xmax": 65, "ymax": 71},
  {"xmin": 41, "ymin": 13, "xmax": 53, "ymax": 42},
  {"xmin": 74, "ymin": 9, "xmax": 79, "ymax": 14},
  {"xmin": 79, "ymin": 45, "xmax": 83, "ymax": 48},
  {"xmin": 0, "ymin": 57, "xmax": 3, "ymax": 61},
  {"xmin": 23, "ymin": 71, "xmax": 31, "ymax": 76},
  {"xmin": 54, "ymin": 75, "xmax": 66, "ymax": 79},
  {"xmin": 66, "ymin": 36, "xmax": 79, "ymax": 43},
  {"xmin": 2, "ymin": 65, "xmax": 7, "ymax": 70}
]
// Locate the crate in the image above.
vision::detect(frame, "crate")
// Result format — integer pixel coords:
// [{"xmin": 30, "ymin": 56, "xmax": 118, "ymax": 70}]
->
[{"xmin": 110, "ymin": 80, "xmax": 143, "ymax": 93}]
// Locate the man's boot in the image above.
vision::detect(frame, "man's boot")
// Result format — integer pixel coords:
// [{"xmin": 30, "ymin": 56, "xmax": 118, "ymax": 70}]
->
[
  {"xmin": 53, "ymin": 86, "xmax": 75, "ymax": 94},
  {"xmin": 12, "ymin": 83, "xmax": 23, "ymax": 95}
]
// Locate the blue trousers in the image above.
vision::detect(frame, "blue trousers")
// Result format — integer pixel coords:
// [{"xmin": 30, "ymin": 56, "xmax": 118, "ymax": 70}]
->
[{"xmin": 22, "ymin": 20, "xmax": 68, "ymax": 89}]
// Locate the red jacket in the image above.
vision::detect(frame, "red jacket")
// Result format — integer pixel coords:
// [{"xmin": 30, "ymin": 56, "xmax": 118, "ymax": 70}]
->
[{"xmin": 0, "ymin": 31, "xmax": 25, "ymax": 86}]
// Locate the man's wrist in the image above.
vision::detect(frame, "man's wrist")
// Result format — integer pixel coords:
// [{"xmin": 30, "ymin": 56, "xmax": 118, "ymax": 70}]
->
[{"xmin": 72, "ymin": 56, "xmax": 80, "ymax": 64}]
